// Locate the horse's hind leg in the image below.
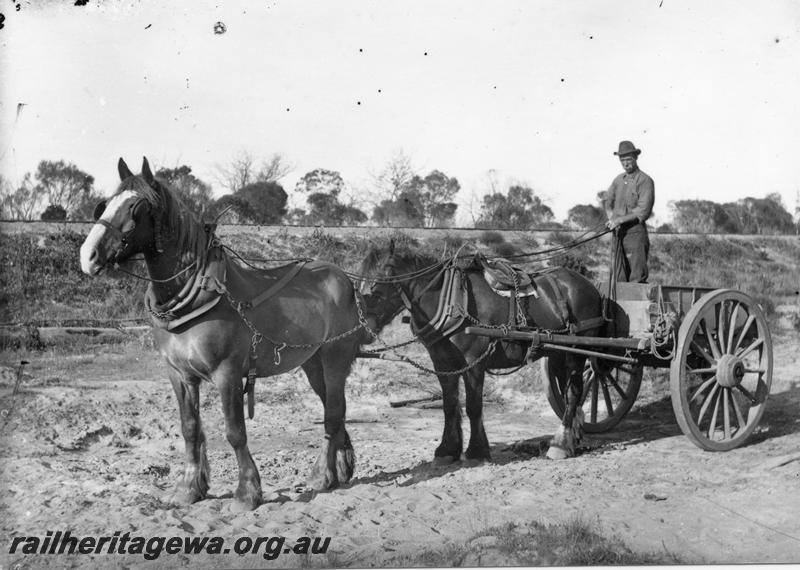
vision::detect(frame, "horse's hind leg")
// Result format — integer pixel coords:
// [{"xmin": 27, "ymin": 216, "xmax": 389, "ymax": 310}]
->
[
  {"xmin": 166, "ymin": 369, "xmax": 210, "ymax": 505},
  {"xmin": 306, "ymin": 347, "xmax": 356, "ymax": 491},
  {"xmin": 464, "ymin": 367, "xmax": 491, "ymax": 462},
  {"xmin": 213, "ymin": 363, "xmax": 262, "ymax": 510},
  {"xmin": 547, "ymin": 353, "xmax": 586, "ymax": 460}
]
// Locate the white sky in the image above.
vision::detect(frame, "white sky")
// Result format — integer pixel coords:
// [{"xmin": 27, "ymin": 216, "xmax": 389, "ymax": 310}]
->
[{"xmin": 1, "ymin": 0, "xmax": 799, "ymax": 225}]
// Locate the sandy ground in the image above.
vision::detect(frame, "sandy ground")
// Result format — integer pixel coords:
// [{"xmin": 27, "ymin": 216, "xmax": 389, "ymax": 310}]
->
[{"xmin": 1, "ymin": 326, "xmax": 799, "ymax": 569}]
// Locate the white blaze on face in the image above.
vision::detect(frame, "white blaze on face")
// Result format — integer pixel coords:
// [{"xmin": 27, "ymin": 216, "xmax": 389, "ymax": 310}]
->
[{"xmin": 79, "ymin": 190, "xmax": 140, "ymax": 275}]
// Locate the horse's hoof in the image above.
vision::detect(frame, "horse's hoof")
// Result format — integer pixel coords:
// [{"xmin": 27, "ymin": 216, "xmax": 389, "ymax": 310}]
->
[
  {"xmin": 462, "ymin": 458, "xmax": 486, "ymax": 468},
  {"xmin": 231, "ymin": 496, "xmax": 261, "ymax": 512},
  {"xmin": 546, "ymin": 445, "xmax": 571, "ymax": 460},
  {"xmin": 335, "ymin": 448, "xmax": 355, "ymax": 484},
  {"xmin": 166, "ymin": 487, "xmax": 201, "ymax": 506},
  {"xmin": 308, "ymin": 467, "xmax": 336, "ymax": 491},
  {"xmin": 432, "ymin": 455, "xmax": 456, "ymax": 467}
]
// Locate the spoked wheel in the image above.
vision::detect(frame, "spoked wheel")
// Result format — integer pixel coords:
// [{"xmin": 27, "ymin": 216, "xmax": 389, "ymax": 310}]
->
[
  {"xmin": 543, "ymin": 354, "xmax": 643, "ymax": 433},
  {"xmin": 670, "ymin": 289, "xmax": 773, "ymax": 451}
]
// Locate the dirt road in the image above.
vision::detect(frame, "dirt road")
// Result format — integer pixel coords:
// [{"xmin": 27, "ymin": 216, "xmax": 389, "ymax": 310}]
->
[{"xmin": 1, "ymin": 331, "xmax": 799, "ymax": 568}]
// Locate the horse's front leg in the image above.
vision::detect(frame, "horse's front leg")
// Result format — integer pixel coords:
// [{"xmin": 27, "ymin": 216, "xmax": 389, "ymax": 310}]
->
[
  {"xmin": 547, "ymin": 354, "xmax": 586, "ymax": 460},
  {"xmin": 464, "ymin": 366, "xmax": 491, "ymax": 462},
  {"xmin": 166, "ymin": 369, "xmax": 210, "ymax": 505},
  {"xmin": 213, "ymin": 363, "xmax": 262, "ymax": 510},
  {"xmin": 306, "ymin": 346, "xmax": 356, "ymax": 490},
  {"xmin": 429, "ymin": 346, "xmax": 464, "ymax": 465}
]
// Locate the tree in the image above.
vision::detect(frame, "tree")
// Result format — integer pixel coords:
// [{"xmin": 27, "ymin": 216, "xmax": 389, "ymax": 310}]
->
[
  {"xmin": 234, "ymin": 181, "xmax": 288, "ymax": 224},
  {"xmin": 399, "ymin": 170, "xmax": 460, "ymax": 227},
  {"xmin": 215, "ymin": 151, "xmax": 293, "ymax": 194},
  {"xmin": 565, "ymin": 204, "xmax": 607, "ymax": 230},
  {"xmin": 0, "ymin": 173, "xmax": 45, "ymax": 220},
  {"xmin": 33, "ymin": 160, "xmax": 95, "ymax": 215},
  {"xmin": 71, "ymin": 189, "xmax": 107, "ymax": 221},
  {"xmin": 207, "ymin": 194, "xmax": 257, "ymax": 224},
  {"xmin": 476, "ymin": 185, "xmax": 554, "ymax": 229},
  {"xmin": 295, "ymin": 168, "xmax": 345, "ymax": 196},
  {"xmin": 369, "ymin": 149, "xmax": 416, "ymax": 201},
  {"xmin": 41, "ymin": 204, "xmax": 67, "ymax": 221},
  {"xmin": 155, "ymin": 165, "xmax": 213, "ymax": 215},
  {"xmin": 295, "ymin": 169, "xmax": 366, "ymax": 225},
  {"xmin": 727, "ymin": 196, "xmax": 794, "ymax": 234},
  {"xmin": 670, "ymin": 195, "xmax": 794, "ymax": 234}
]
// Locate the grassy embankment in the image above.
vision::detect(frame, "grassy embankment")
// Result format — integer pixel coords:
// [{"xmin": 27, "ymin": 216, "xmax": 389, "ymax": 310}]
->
[{"xmin": 1, "ymin": 225, "xmax": 797, "ymax": 328}]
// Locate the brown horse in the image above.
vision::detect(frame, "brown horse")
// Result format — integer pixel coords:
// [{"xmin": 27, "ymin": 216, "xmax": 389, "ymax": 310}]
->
[
  {"xmin": 80, "ymin": 157, "xmax": 364, "ymax": 510},
  {"xmin": 359, "ymin": 241, "xmax": 605, "ymax": 462}
]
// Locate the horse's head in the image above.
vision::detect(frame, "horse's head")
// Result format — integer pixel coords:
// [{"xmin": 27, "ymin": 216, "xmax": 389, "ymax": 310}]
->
[
  {"xmin": 80, "ymin": 157, "xmax": 167, "ymax": 276},
  {"xmin": 358, "ymin": 239, "xmax": 417, "ymax": 337}
]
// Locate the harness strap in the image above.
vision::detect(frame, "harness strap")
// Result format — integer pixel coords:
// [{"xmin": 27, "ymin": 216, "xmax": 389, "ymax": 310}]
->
[
  {"xmin": 248, "ymin": 260, "xmax": 307, "ymax": 308},
  {"xmin": 542, "ymin": 272, "xmax": 570, "ymax": 327}
]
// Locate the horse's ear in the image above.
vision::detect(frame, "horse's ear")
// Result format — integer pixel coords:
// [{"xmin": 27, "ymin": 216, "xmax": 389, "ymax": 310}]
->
[
  {"xmin": 389, "ymin": 238, "xmax": 395, "ymax": 255},
  {"xmin": 118, "ymin": 158, "xmax": 133, "ymax": 181},
  {"xmin": 141, "ymin": 157, "xmax": 155, "ymax": 186}
]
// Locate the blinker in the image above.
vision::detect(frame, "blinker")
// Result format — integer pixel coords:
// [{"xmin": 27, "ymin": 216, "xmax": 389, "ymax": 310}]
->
[{"xmin": 93, "ymin": 200, "xmax": 107, "ymax": 221}]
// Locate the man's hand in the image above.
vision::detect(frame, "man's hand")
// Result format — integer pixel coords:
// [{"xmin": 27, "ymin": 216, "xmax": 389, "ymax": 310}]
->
[{"xmin": 606, "ymin": 217, "xmax": 620, "ymax": 230}]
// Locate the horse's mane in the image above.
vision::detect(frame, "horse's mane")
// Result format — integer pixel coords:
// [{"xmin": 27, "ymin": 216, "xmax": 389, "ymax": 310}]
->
[
  {"xmin": 360, "ymin": 244, "xmax": 442, "ymax": 281},
  {"xmin": 113, "ymin": 175, "xmax": 206, "ymax": 263}
]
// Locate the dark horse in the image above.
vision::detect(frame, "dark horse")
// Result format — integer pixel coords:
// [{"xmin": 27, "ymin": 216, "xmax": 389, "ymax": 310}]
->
[
  {"xmin": 359, "ymin": 241, "xmax": 604, "ymax": 462},
  {"xmin": 80, "ymin": 158, "xmax": 363, "ymax": 510}
]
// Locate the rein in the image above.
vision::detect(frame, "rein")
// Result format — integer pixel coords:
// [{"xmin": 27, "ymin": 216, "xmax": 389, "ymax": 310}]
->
[{"xmin": 112, "ymin": 260, "xmax": 199, "ymax": 283}]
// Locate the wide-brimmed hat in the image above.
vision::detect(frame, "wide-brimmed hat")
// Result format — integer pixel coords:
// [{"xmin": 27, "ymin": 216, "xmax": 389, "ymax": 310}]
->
[{"xmin": 614, "ymin": 140, "xmax": 641, "ymax": 157}]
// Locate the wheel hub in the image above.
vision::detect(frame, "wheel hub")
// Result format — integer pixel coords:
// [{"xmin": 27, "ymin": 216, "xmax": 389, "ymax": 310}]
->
[{"xmin": 716, "ymin": 354, "xmax": 745, "ymax": 388}]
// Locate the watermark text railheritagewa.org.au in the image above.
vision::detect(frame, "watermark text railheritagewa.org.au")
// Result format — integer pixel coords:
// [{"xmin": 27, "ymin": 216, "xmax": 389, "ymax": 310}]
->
[{"xmin": 8, "ymin": 531, "xmax": 331, "ymax": 561}]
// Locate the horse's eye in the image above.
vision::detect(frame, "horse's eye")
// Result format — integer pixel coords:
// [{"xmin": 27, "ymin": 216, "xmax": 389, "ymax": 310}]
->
[{"xmin": 93, "ymin": 200, "xmax": 107, "ymax": 221}]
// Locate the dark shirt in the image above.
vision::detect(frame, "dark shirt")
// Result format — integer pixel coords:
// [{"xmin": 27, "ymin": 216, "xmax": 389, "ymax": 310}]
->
[{"xmin": 606, "ymin": 168, "xmax": 655, "ymax": 224}]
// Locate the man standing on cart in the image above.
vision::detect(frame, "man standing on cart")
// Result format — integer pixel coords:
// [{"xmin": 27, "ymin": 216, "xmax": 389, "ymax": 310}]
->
[{"xmin": 604, "ymin": 140, "xmax": 655, "ymax": 283}]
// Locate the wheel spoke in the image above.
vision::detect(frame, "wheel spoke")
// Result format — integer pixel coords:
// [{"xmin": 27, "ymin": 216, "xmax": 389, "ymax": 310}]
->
[
  {"xmin": 691, "ymin": 339, "xmax": 717, "ymax": 366},
  {"xmin": 698, "ymin": 382, "xmax": 720, "ymax": 424},
  {"xmin": 733, "ymin": 314, "xmax": 756, "ymax": 354},
  {"xmin": 601, "ymin": 380, "xmax": 614, "ymax": 417},
  {"xmin": 606, "ymin": 371, "xmax": 628, "ymax": 400},
  {"xmin": 687, "ymin": 366, "xmax": 717, "ymax": 375},
  {"xmin": 690, "ymin": 375, "xmax": 717, "ymax": 403},
  {"xmin": 736, "ymin": 337, "xmax": 764, "ymax": 360},
  {"xmin": 744, "ymin": 367, "xmax": 767, "ymax": 374},
  {"xmin": 722, "ymin": 388, "xmax": 732, "ymax": 439},
  {"xmin": 701, "ymin": 317, "xmax": 722, "ymax": 360},
  {"xmin": 726, "ymin": 302, "xmax": 741, "ymax": 354},
  {"xmin": 735, "ymin": 384, "xmax": 757, "ymax": 404},
  {"xmin": 730, "ymin": 389, "xmax": 746, "ymax": 429},
  {"xmin": 708, "ymin": 389, "xmax": 721, "ymax": 439},
  {"xmin": 717, "ymin": 302, "xmax": 727, "ymax": 356},
  {"xmin": 590, "ymin": 375, "xmax": 599, "ymax": 423}
]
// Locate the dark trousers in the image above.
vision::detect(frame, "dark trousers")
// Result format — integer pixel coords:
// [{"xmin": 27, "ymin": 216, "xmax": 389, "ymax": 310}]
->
[{"xmin": 613, "ymin": 225, "xmax": 649, "ymax": 283}]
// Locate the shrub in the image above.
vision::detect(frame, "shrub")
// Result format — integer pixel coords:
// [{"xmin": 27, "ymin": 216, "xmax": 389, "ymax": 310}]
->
[{"xmin": 479, "ymin": 230, "xmax": 505, "ymax": 247}]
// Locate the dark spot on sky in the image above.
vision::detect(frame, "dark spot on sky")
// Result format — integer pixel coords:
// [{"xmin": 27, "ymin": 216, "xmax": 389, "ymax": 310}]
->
[
  {"xmin": 357, "ymin": 101, "xmax": 361, "ymax": 106},
  {"xmin": 359, "ymin": 48, "xmax": 363, "ymax": 53},
  {"xmin": 774, "ymin": 37, "xmax": 780, "ymax": 44},
  {"xmin": 589, "ymin": 35, "xmax": 593, "ymax": 39},
  {"xmin": 145, "ymin": 24, "xmax": 152, "ymax": 30},
  {"xmin": 424, "ymin": 52, "xmax": 428, "ymax": 56},
  {"xmin": 213, "ymin": 21, "xmax": 226, "ymax": 35},
  {"xmin": 560, "ymin": 78, "xmax": 564, "ymax": 82},
  {"xmin": 377, "ymin": 89, "xmax": 382, "ymax": 93},
  {"xmin": 286, "ymin": 108, "xmax": 290, "ymax": 112}
]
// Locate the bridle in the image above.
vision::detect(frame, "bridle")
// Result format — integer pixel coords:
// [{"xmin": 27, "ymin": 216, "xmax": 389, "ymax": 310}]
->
[
  {"xmin": 92, "ymin": 195, "xmax": 165, "ymax": 264},
  {"xmin": 365, "ymin": 256, "xmax": 446, "ymax": 326}
]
